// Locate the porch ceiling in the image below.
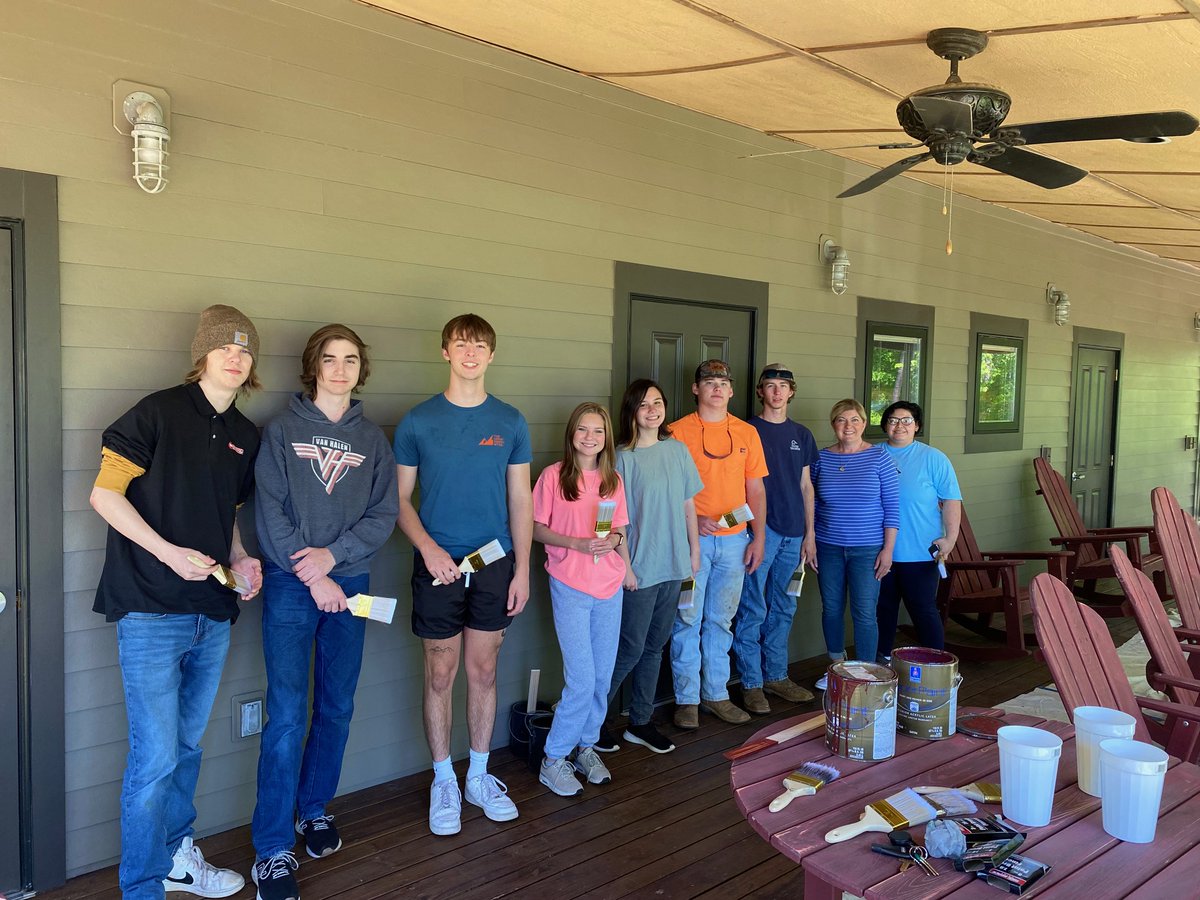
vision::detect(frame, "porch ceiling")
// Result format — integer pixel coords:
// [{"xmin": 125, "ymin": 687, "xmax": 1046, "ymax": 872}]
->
[{"xmin": 360, "ymin": 0, "xmax": 1200, "ymax": 269}]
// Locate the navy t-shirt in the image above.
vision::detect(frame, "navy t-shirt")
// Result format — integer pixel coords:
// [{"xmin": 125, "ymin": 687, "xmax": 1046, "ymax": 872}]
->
[{"xmin": 751, "ymin": 415, "xmax": 818, "ymax": 538}]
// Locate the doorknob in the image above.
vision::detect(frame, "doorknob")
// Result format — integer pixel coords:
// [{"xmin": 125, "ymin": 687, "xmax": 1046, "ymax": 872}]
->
[{"xmin": 1071, "ymin": 471, "xmax": 1086, "ymax": 482}]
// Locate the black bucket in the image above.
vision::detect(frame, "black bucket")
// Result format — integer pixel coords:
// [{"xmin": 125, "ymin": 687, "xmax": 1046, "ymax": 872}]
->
[{"xmin": 508, "ymin": 700, "xmax": 553, "ymax": 767}]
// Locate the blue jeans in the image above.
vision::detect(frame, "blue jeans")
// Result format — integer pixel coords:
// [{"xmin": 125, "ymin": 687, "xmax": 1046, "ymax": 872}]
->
[
  {"xmin": 545, "ymin": 577, "xmax": 623, "ymax": 760},
  {"xmin": 608, "ymin": 579, "xmax": 682, "ymax": 726},
  {"xmin": 671, "ymin": 531, "xmax": 748, "ymax": 705},
  {"xmin": 877, "ymin": 560, "xmax": 944, "ymax": 657},
  {"xmin": 252, "ymin": 564, "xmax": 368, "ymax": 859},
  {"xmin": 816, "ymin": 542, "xmax": 882, "ymax": 665},
  {"xmin": 733, "ymin": 525, "xmax": 802, "ymax": 689},
  {"xmin": 117, "ymin": 612, "xmax": 231, "ymax": 900}
]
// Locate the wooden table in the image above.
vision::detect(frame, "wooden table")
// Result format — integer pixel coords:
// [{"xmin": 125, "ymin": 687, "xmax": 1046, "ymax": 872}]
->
[{"xmin": 729, "ymin": 707, "xmax": 1200, "ymax": 898}]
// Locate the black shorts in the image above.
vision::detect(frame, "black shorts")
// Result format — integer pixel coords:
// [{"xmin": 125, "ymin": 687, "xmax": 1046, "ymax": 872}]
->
[{"xmin": 411, "ymin": 550, "xmax": 516, "ymax": 639}]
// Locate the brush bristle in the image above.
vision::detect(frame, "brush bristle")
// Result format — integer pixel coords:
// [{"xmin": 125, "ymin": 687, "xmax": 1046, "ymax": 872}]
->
[
  {"xmin": 796, "ymin": 761, "xmax": 841, "ymax": 784},
  {"xmin": 925, "ymin": 788, "xmax": 979, "ymax": 816},
  {"xmin": 871, "ymin": 788, "xmax": 939, "ymax": 828}
]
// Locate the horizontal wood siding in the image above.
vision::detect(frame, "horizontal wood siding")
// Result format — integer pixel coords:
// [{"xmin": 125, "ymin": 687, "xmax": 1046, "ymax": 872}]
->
[{"xmin": 1, "ymin": 0, "xmax": 1198, "ymax": 875}]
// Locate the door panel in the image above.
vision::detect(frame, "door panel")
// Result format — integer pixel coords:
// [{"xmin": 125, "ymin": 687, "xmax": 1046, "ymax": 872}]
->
[{"xmin": 1070, "ymin": 346, "xmax": 1118, "ymax": 529}]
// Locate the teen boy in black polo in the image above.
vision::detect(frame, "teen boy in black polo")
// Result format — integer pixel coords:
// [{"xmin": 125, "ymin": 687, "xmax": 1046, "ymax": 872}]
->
[{"xmin": 90, "ymin": 304, "xmax": 262, "ymax": 900}]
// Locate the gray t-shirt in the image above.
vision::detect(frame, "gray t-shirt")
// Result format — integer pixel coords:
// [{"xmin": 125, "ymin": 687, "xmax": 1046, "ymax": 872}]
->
[{"xmin": 616, "ymin": 438, "xmax": 704, "ymax": 589}]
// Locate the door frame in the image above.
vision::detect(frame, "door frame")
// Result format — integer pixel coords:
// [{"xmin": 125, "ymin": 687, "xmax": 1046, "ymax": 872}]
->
[
  {"xmin": 1069, "ymin": 326, "xmax": 1124, "ymax": 529},
  {"xmin": 612, "ymin": 262, "xmax": 770, "ymax": 414},
  {"xmin": 0, "ymin": 168, "xmax": 65, "ymax": 893}
]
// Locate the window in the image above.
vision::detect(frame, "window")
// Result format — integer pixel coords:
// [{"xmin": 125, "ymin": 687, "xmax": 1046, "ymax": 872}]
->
[
  {"xmin": 857, "ymin": 298, "xmax": 934, "ymax": 438},
  {"xmin": 966, "ymin": 313, "xmax": 1029, "ymax": 453}
]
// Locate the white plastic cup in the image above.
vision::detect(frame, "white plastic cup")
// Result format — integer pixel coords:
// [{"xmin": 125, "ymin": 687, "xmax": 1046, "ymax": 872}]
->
[
  {"xmin": 1099, "ymin": 739, "xmax": 1168, "ymax": 843},
  {"xmin": 997, "ymin": 725, "xmax": 1063, "ymax": 826},
  {"xmin": 1073, "ymin": 706, "xmax": 1137, "ymax": 797}
]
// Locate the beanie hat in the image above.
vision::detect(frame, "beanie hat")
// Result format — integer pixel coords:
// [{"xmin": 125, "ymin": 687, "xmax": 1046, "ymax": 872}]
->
[{"xmin": 191, "ymin": 305, "xmax": 259, "ymax": 364}]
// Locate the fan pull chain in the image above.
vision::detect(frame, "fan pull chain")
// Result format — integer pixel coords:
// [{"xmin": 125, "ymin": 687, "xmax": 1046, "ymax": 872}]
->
[
  {"xmin": 942, "ymin": 164, "xmax": 949, "ymax": 215},
  {"xmin": 945, "ymin": 167, "xmax": 955, "ymax": 255}
]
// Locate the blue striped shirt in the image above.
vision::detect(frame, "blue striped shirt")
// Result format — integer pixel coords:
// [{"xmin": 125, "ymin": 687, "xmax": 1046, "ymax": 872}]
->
[{"xmin": 812, "ymin": 445, "xmax": 901, "ymax": 546}]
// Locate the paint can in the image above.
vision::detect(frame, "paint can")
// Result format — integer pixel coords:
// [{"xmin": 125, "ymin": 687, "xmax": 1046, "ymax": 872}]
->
[
  {"xmin": 892, "ymin": 646, "xmax": 962, "ymax": 740},
  {"xmin": 823, "ymin": 660, "xmax": 898, "ymax": 761}
]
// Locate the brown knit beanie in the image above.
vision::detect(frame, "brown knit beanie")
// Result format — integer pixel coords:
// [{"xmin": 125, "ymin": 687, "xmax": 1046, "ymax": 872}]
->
[{"xmin": 191, "ymin": 304, "xmax": 259, "ymax": 363}]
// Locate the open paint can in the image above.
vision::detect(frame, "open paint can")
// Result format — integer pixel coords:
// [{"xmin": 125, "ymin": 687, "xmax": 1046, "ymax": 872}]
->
[
  {"xmin": 892, "ymin": 647, "xmax": 962, "ymax": 740},
  {"xmin": 823, "ymin": 660, "xmax": 897, "ymax": 761}
]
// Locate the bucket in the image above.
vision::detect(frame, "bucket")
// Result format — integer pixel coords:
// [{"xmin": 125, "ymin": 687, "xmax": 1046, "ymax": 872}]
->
[
  {"xmin": 892, "ymin": 646, "xmax": 962, "ymax": 740},
  {"xmin": 823, "ymin": 660, "xmax": 898, "ymax": 761},
  {"xmin": 508, "ymin": 700, "xmax": 553, "ymax": 766}
]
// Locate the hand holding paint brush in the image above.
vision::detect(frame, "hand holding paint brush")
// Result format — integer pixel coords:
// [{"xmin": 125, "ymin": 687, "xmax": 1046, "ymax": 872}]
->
[
  {"xmin": 432, "ymin": 539, "xmax": 505, "ymax": 586},
  {"xmin": 593, "ymin": 499, "xmax": 617, "ymax": 563}
]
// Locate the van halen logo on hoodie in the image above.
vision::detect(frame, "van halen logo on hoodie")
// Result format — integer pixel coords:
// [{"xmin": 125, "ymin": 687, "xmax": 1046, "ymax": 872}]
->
[{"xmin": 292, "ymin": 436, "xmax": 365, "ymax": 495}]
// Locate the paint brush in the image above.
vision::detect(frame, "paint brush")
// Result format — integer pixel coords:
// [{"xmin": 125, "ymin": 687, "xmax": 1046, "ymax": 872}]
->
[
  {"xmin": 593, "ymin": 499, "xmax": 617, "ymax": 563},
  {"xmin": 723, "ymin": 713, "xmax": 826, "ymax": 761},
  {"xmin": 825, "ymin": 788, "xmax": 941, "ymax": 843},
  {"xmin": 187, "ymin": 555, "xmax": 252, "ymax": 595},
  {"xmin": 768, "ymin": 761, "xmax": 841, "ymax": 812},
  {"xmin": 914, "ymin": 782, "xmax": 1002, "ymax": 803},
  {"xmin": 786, "ymin": 563, "xmax": 806, "ymax": 597},
  {"xmin": 347, "ymin": 594, "xmax": 396, "ymax": 624},
  {"xmin": 717, "ymin": 503, "xmax": 754, "ymax": 529},
  {"xmin": 432, "ymin": 539, "xmax": 505, "ymax": 585}
]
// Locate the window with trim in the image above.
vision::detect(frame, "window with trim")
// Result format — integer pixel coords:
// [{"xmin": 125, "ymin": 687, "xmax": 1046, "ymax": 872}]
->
[
  {"xmin": 857, "ymin": 298, "xmax": 934, "ymax": 439},
  {"xmin": 966, "ymin": 312, "xmax": 1028, "ymax": 453}
]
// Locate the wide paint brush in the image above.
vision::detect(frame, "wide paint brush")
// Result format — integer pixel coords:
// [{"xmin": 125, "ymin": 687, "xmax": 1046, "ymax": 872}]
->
[
  {"xmin": 347, "ymin": 594, "xmax": 397, "ymax": 624},
  {"xmin": 768, "ymin": 761, "xmax": 841, "ymax": 812},
  {"xmin": 432, "ymin": 539, "xmax": 505, "ymax": 586},
  {"xmin": 914, "ymin": 782, "xmax": 1002, "ymax": 803},
  {"xmin": 825, "ymin": 788, "xmax": 976, "ymax": 843},
  {"xmin": 593, "ymin": 499, "xmax": 617, "ymax": 563},
  {"xmin": 717, "ymin": 503, "xmax": 754, "ymax": 529},
  {"xmin": 187, "ymin": 555, "xmax": 252, "ymax": 595}
]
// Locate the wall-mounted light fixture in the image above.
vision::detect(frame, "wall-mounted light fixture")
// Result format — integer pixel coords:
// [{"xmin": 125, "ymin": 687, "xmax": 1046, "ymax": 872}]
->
[
  {"xmin": 820, "ymin": 236, "xmax": 850, "ymax": 295},
  {"xmin": 1046, "ymin": 283, "xmax": 1070, "ymax": 326},
  {"xmin": 112, "ymin": 80, "xmax": 171, "ymax": 194}
]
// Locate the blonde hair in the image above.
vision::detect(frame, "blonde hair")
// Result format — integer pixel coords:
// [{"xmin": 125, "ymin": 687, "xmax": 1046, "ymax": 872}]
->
[{"xmin": 829, "ymin": 398, "xmax": 867, "ymax": 427}]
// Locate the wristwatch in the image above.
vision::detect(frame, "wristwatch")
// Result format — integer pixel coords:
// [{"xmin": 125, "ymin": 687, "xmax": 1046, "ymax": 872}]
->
[{"xmin": 613, "ymin": 532, "xmax": 625, "ymax": 548}]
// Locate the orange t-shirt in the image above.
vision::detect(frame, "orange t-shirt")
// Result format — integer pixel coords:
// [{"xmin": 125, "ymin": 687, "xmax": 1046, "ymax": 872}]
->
[{"xmin": 669, "ymin": 412, "xmax": 768, "ymax": 535}]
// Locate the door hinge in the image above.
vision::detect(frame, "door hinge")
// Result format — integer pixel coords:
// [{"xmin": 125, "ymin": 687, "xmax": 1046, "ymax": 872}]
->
[
  {"xmin": 15, "ymin": 588, "xmax": 21, "ymax": 610},
  {"xmin": 1113, "ymin": 368, "xmax": 1119, "ymax": 383},
  {"xmin": 1111, "ymin": 454, "xmax": 1115, "ymax": 466}
]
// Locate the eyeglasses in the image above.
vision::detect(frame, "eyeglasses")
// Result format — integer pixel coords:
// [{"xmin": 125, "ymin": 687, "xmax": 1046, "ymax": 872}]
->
[
  {"xmin": 702, "ymin": 423, "xmax": 734, "ymax": 459},
  {"xmin": 886, "ymin": 416, "xmax": 916, "ymax": 426}
]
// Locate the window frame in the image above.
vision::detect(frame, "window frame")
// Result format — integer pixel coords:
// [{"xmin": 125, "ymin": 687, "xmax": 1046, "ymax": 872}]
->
[
  {"xmin": 856, "ymin": 298, "xmax": 934, "ymax": 440},
  {"xmin": 965, "ymin": 312, "xmax": 1029, "ymax": 453}
]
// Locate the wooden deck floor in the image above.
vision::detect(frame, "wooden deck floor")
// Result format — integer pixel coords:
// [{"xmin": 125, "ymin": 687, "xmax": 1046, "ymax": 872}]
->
[{"xmin": 42, "ymin": 618, "xmax": 1139, "ymax": 900}]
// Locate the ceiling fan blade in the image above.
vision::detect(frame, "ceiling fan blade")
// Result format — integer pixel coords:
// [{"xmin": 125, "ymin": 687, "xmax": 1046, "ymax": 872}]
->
[
  {"xmin": 741, "ymin": 141, "xmax": 921, "ymax": 160},
  {"xmin": 910, "ymin": 96, "xmax": 974, "ymax": 135},
  {"xmin": 838, "ymin": 152, "xmax": 932, "ymax": 198},
  {"xmin": 970, "ymin": 146, "xmax": 1087, "ymax": 189},
  {"xmin": 1001, "ymin": 110, "xmax": 1199, "ymax": 145}
]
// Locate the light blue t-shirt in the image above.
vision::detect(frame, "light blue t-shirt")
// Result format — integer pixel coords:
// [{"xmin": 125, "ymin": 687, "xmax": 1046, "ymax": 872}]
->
[
  {"xmin": 616, "ymin": 439, "xmax": 704, "ymax": 589},
  {"xmin": 393, "ymin": 393, "xmax": 531, "ymax": 559},
  {"xmin": 883, "ymin": 441, "xmax": 963, "ymax": 562}
]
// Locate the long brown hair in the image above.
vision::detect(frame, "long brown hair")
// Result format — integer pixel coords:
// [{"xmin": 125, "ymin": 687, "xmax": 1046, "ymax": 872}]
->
[
  {"xmin": 617, "ymin": 379, "xmax": 672, "ymax": 449},
  {"xmin": 558, "ymin": 402, "xmax": 620, "ymax": 502},
  {"xmin": 300, "ymin": 323, "xmax": 371, "ymax": 399}
]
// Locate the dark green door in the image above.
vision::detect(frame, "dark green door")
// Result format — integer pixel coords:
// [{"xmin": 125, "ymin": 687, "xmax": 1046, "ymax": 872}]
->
[{"xmin": 1070, "ymin": 346, "xmax": 1119, "ymax": 529}]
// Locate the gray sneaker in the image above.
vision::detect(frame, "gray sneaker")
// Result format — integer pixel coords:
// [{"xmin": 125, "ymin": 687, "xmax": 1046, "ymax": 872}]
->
[
  {"xmin": 572, "ymin": 746, "xmax": 612, "ymax": 784},
  {"xmin": 539, "ymin": 757, "xmax": 584, "ymax": 796}
]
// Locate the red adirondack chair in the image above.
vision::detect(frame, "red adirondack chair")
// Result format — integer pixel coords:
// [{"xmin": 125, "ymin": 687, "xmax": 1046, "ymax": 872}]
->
[
  {"xmin": 936, "ymin": 506, "xmax": 1072, "ymax": 660},
  {"xmin": 1150, "ymin": 486, "xmax": 1200, "ymax": 633},
  {"xmin": 1029, "ymin": 570, "xmax": 1200, "ymax": 763},
  {"xmin": 1032, "ymin": 455, "xmax": 1166, "ymax": 615}
]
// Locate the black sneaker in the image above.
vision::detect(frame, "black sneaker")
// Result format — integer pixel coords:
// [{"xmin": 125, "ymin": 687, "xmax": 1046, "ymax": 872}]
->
[
  {"xmin": 295, "ymin": 814, "xmax": 342, "ymax": 859},
  {"xmin": 622, "ymin": 723, "xmax": 675, "ymax": 754},
  {"xmin": 594, "ymin": 725, "xmax": 620, "ymax": 753},
  {"xmin": 251, "ymin": 851, "xmax": 299, "ymax": 900}
]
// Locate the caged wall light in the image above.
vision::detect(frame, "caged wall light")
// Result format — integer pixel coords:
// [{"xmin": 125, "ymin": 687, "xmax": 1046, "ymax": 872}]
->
[
  {"xmin": 1046, "ymin": 284, "xmax": 1071, "ymax": 326},
  {"xmin": 112, "ymin": 81, "xmax": 171, "ymax": 194},
  {"xmin": 819, "ymin": 236, "xmax": 850, "ymax": 295}
]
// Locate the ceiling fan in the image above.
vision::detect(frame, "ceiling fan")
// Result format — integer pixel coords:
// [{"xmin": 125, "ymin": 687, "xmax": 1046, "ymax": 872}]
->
[{"xmin": 836, "ymin": 27, "xmax": 1199, "ymax": 199}]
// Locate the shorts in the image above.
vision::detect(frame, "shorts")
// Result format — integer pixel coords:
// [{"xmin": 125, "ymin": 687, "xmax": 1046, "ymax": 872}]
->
[{"xmin": 411, "ymin": 550, "xmax": 516, "ymax": 639}]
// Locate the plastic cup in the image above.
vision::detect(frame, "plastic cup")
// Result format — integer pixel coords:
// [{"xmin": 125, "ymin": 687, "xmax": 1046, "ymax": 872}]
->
[
  {"xmin": 997, "ymin": 725, "xmax": 1063, "ymax": 826},
  {"xmin": 1073, "ymin": 706, "xmax": 1137, "ymax": 797},
  {"xmin": 1099, "ymin": 739, "xmax": 1168, "ymax": 842}
]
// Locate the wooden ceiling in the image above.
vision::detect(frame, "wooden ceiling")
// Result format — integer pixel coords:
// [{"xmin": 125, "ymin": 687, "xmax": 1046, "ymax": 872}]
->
[{"xmin": 361, "ymin": 1, "xmax": 1200, "ymax": 268}]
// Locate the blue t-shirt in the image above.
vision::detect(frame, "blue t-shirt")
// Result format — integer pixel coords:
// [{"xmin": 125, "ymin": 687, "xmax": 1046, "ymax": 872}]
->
[
  {"xmin": 616, "ymin": 439, "xmax": 704, "ymax": 588},
  {"xmin": 812, "ymin": 445, "xmax": 901, "ymax": 547},
  {"xmin": 883, "ymin": 441, "xmax": 963, "ymax": 562},
  {"xmin": 751, "ymin": 415, "xmax": 818, "ymax": 538},
  {"xmin": 393, "ymin": 393, "xmax": 532, "ymax": 559}
]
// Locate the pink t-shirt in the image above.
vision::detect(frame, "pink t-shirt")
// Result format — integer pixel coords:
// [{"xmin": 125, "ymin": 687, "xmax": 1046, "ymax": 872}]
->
[{"xmin": 533, "ymin": 462, "xmax": 629, "ymax": 598}]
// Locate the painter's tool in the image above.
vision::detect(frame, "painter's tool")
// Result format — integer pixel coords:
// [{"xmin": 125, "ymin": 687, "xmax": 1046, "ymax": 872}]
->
[
  {"xmin": 914, "ymin": 782, "xmax": 1002, "ymax": 803},
  {"xmin": 187, "ymin": 555, "xmax": 252, "ymax": 595},
  {"xmin": 347, "ymin": 594, "xmax": 397, "ymax": 624},
  {"xmin": 767, "ymin": 761, "xmax": 840, "ymax": 812},
  {"xmin": 677, "ymin": 577, "xmax": 695, "ymax": 609},
  {"xmin": 526, "ymin": 668, "xmax": 540, "ymax": 715},
  {"xmin": 593, "ymin": 499, "xmax": 617, "ymax": 563},
  {"xmin": 432, "ymin": 539, "xmax": 505, "ymax": 586},
  {"xmin": 786, "ymin": 563, "xmax": 806, "ymax": 597},
  {"xmin": 824, "ymin": 788, "xmax": 943, "ymax": 843},
  {"xmin": 929, "ymin": 542, "xmax": 948, "ymax": 579},
  {"xmin": 723, "ymin": 713, "xmax": 826, "ymax": 761},
  {"xmin": 717, "ymin": 503, "xmax": 754, "ymax": 529}
]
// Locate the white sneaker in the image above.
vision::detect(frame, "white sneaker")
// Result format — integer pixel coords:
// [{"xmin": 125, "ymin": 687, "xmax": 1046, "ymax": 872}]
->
[
  {"xmin": 539, "ymin": 757, "xmax": 584, "ymax": 797},
  {"xmin": 465, "ymin": 773, "xmax": 518, "ymax": 822},
  {"xmin": 572, "ymin": 746, "xmax": 612, "ymax": 785},
  {"xmin": 429, "ymin": 779, "xmax": 462, "ymax": 836},
  {"xmin": 163, "ymin": 836, "xmax": 245, "ymax": 898},
  {"xmin": 815, "ymin": 674, "xmax": 829, "ymax": 691}
]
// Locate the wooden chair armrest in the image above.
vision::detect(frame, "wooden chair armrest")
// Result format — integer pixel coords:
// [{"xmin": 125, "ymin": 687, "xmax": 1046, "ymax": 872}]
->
[
  {"xmin": 1175, "ymin": 626, "xmax": 1200, "ymax": 643},
  {"xmin": 1135, "ymin": 695, "xmax": 1200, "ymax": 720},
  {"xmin": 1177, "ymin": 641, "xmax": 1200, "ymax": 654},
  {"xmin": 983, "ymin": 551, "xmax": 1075, "ymax": 560},
  {"xmin": 1148, "ymin": 671, "xmax": 1200, "ymax": 694},
  {"xmin": 946, "ymin": 559, "xmax": 1023, "ymax": 571},
  {"xmin": 1089, "ymin": 525, "xmax": 1155, "ymax": 536}
]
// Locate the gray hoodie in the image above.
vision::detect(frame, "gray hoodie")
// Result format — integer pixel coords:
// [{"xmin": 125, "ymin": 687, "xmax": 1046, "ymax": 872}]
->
[{"xmin": 255, "ymin": 392, "xmax": 398, "ymax": 577}]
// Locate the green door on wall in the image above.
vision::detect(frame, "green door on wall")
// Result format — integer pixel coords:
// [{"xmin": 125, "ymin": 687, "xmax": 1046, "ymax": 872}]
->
[{"xmin": 1070, "ymin": 346, "xmax": 1119, "ymax": 529}]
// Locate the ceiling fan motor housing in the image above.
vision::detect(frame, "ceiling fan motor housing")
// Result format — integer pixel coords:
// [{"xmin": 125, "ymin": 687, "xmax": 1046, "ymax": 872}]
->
[{"xmin": 898, "ymin": 83, "xmax": 1012, "ymax": 142}]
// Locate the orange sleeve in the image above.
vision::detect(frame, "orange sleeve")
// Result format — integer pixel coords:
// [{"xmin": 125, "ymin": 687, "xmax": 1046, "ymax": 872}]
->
[{"xmin": 94, "ymin": 448, "xmax": 146, "ymax": 495}]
